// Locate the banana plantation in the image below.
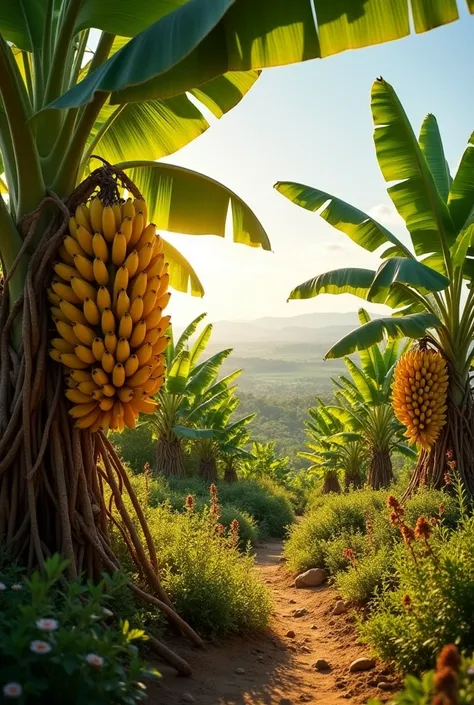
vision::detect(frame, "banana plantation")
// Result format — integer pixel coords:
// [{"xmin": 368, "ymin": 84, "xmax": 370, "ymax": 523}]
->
[{"xmin": 1, "ymin": 1, "xmax": 474, "ymax": 703}]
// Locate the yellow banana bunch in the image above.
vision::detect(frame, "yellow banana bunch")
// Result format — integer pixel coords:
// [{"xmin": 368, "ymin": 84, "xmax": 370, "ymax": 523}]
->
[
  {"xmin": 392, "ymin": 349, "xmax": 448, "ymax": 450},
  {"xmin": 49, "ymin": 195, "xmax": 170, "ymax": 431}
]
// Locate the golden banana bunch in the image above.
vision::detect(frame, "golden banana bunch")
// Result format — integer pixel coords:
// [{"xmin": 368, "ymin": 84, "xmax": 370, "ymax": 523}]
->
[
  {"xmin": 48, "ymin": 196, "xmax": 170, "ymax": 431},
  {"xmin": 392, "ymin": 349, "xmax": 448, "ymax": 450}
]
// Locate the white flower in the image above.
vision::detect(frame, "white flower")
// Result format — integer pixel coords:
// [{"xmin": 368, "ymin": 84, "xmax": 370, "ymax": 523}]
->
[
  {"xmin": 85, "ymin": 653, "xmax": 104, "ymax": 668},
  {"xmin": 3, "ymin": 682, "xmax": 23, "ymax": 698},
  {"xmin": 11, "ymin": 584, "xmax": 22, "ymax": 591},
  {"xmin": 30, "ymin": 640, "xmax": 52, "ymax": 655},
  {"xmin": 0, "ymin": 582, "xmax": 6, "ymax": 591},
  {"xmin": 36, "ymin": 618, "xmax": 59, "ymax": 632},
  {"xmin": 467, "ymin": 664, "xmax": 474, "ymax": 675},
  {"xmin": 102, "ymin": 608, "xmax": 113, "ymax": 618}
]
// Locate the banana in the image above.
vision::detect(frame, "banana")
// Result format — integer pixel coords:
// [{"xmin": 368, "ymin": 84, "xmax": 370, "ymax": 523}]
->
[
  {"xmin": 97, "ymin": 286, "xmax": 112, "ymax": 312},
  {"xmin": 105, "ymin": 331, "xmax": 118, "ymax": 354},
  {"xmin": 157, "ymin": 315, "xmax": 171, "ymax": 333},
  {"xmin": 54, "ymin": 262, "xmax": 80, "ymax": 282},
  {"xmin": 47, "ymin": 288, "xmax": 61, "ymax": 307},
  {"xmin": 52, "ymin": 338, "xmax": 75, "ymax": 354},
  {"xmin": 131, "ymin": 395, "xmax": 157, "ymax": 414},
  {"xmin": 116, "ymin": 338, "xmax": 130, "ymax": 363},
  {"xmin": 142, "ymin": 376, "xmax": 160, "ymax": 394},
  {"xmin": 145, "ymin": 276, "xmax": 160, "ymax": 296},
  {"xmin": 148, "ymin": 376, "xmax": 165, "ymax": 396},
  {"xmin": 156, "ymin": 272, "xmax": 169, "ymax": 299},
  {"xmin": 129, "ymin": 295, "xmax": 143, "ymax": 323},
  {"xmin": 66, "ymin": 375, "xmax": 78, "ymax": 389},
  {"xmin": 146, "ymin": 254, "xmax": 166, "ymax": 279},
  {"xmin": 142, "ymin": 328, "xmax": 160, "ymax": 347},
  {"xmin": 60, "ymin": 353, "xmax": 89, "ymax": 370},
  {"xmin": 136, "ymin": 223, "xmax": 157, "ymax": 251},
  {"xmin": 70, "ymin": 370, "xmax": 93, "ymax": 384},
  {"xmin": 66, "ymin": 389, "xmax": 92, "ymax": 404},
  {"xmin": 73, "ymin": 322, "xmax": 96, "ymax": 347},
  {"xmin": 78, "ymin": 380, "xmax": 99, "ymax": 395},
  {"xmin": 92, "ymin": 232, "xmax": 108, "ymax": 261},
  {"xmin": 49, "ymin": 349, "xmax": 62, "ymax": 363},
  {"xmin": 118, "ymin": 313, "xmax": 133, "ymax": 339},
  {"xmin": 101, "ymin": 308, "xmax": 116, "ymax": 335},
  {"xmin": 130, "ymin": 320, "xmax": 147, "ymax": 348},
  {"xmin": 118, "ymin": 386, "xmax": 133, "ymax": 402},
  {"xmin": 127, "ymin": 365, "xmax": 152, "ymax": 387},
  {"xmin": 100, "ymin": 400, "xmax": 114, "ymax": 414},
  {"xmin": 59, "ymin": 299, "xmax": 87, "ymax": 325},
  {"xmin": 112, "ymin": 363, "xmax": 126, "ymax": 388},
  {"xmin": 75, "ymin": 344, "xmax": 95, "ymax": 365},
  {"xmin": 145, "ymin": 307, "xmax": 162, "ymax": 331},
  {"xmin": 51, "ymin": 280, "xmax": 82, "ymax": 305},
  {"xmin": 92, "ymin": 337, "xmax": 106, "ymax": 362},
  {"xmin": 92, "ymin": 368, "xmax": 109, "ymax": 386},
  {"xmin": 83, "ymin": 297, "xmax": 100, "ymax": 326},
  {"xmin": 73, "ymin": 254, "xmax": 94, "ymax": 281},
  {"xmin": 124, "ymin": 355, "xmax": 139, "ymax": 377},
  {"xmin": 102, "ymin": 205, "xmax": 116, "ymax": 241},
  {"xmin": 89, "ymin": 416, "xmax": 103, "ymax": 432},
  {"xmin": 122, "ymin": 402, "xmax": 137, "ymax": 429},
  {"xmin": 130, "ymin": 271, "xmax": 147, "ymax": 300},
  {"xmin": 129, "ymin": 211, "xmax": 145, "ymax": 248},
  {"xmin": 63, "ymin": 235, "xmax": 86, "ymax": 259},
  {"xmin": 113, "ymin": 266, "xmax": 129, "ymax": 302},
  {"xmin": 69, "ymin": 216, "xmax": 78, "ymax": 238},
  {"xmin": 56, "ymin": 320, "xmax": 80, "ymax": 346},
  {"xmin": 71, "ymin": 277, "xmax": 96, "ymax": 302},
  {"xmin": 93, "ymin": 257, "xmax": 109, "ymax": 286},
  {"xmin": 75, "ymin": 204, "xmax": 91, "ymax": 231},
  {"xmin": 124, "ymin": 250, "xmax": 139, "ymax": 278},
  {"xmin": 156, "ymin": 292, "xmax": 171, "ymax": 311},
  {"xmin": 133, "ymin": 198, "xmax": 148, "ymax": 224},
  {"xmin": 75, "ymin": 407, "xmax": 102, "ymax": 429},
  {"xmin": 102, "ymin": 384, "xmax": 116, "ymax": 397},
  {"xmin": 58, "ymin": 244, "xmax": 74, "ymax": 265},
  {"xmin": 76, "ymin": 224, "xmax": 94, "ymax": 255},
  {"xmin": 115, "ymin": 289, "xmax": 130, "ymax": 318},
  {"xmin": 112, "ymin": 203, "xmax": 122, "ymax": 230},
  {"xmin": 136, "ymin": 242, "xmax": 154, "ymax": 274},
  {"xmin": 142, "ymin": 290, "xmax": 157, "ymax": 319},
  {"xmin": 102, "ymin": 351, "xmax": 115, "ymax": 374},
  {"xmin": 122, "ymin": 198, "xmax": 135, "ymax": 220},
  {"xmin": 51, "ymin": 306, "xmax": 69, "ymax": 323},
  {"xmin": 152, "ymin": 336, "xmax": 170, "ymax": 355},
  {"xmin": 89, "ymin": 196, "xmax": 104, "ymax": 233},
  {"xmin": 112, "ymin": 232, "xmax": 127, "ymax": 266},
  {"xmin": 136, "ymin": 342, "xmax": 152, "ymax": 367},
  {"xmin": 150, "ymin": 364, "xmax": 166, "ymax": 378}
]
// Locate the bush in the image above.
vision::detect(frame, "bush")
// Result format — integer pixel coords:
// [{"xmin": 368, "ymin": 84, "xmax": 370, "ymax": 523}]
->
[
  {"xmin": 112, "ymin": 425, "xmax": 155, "ymax": 474},
  {"xmin": 0, "ymin": 555, "xmax": 157, "ymax": 704},
  {"xmin": 218, "ymin": 505, "xmax": 259, "ymax": 548},
  {"xmin": 335, "ymin": 548, "xmax": 394, "ymax": 604}
]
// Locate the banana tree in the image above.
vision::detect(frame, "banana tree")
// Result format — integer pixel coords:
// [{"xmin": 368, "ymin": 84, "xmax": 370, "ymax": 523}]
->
[
  {"xmin": 220, "ymin": 413, "xmax": 255, "ymax": 484},
  {"xmin": 276, "ymin": 78, "xmax": 474, "ymax": 495},
  {"xmin": 144, "ymin": 313, "xmax": 242, "ymax": 476}
]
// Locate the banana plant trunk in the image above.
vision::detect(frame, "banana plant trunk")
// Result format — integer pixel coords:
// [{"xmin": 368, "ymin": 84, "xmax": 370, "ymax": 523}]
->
[
  {"xmin": 154, "ymin": 434, "xmax": 186, "ymax": 477},
  {"xmin": 344, "ymin": 466, "xmax": 363, "ymax": 490},
  {"xmin": 367, "ymin": 449, "xmax": 393, "ymax": 490},
  {"xmin": 322, "ymin": 469, "xmax": 341, "ymax": 494},
  {"xmin": 199, "ymin": 457, "xmax": 218, "ymax": 484},
  {"xmin": 224, "ymin": 459, "xmax": 238, "ymax": 483}
]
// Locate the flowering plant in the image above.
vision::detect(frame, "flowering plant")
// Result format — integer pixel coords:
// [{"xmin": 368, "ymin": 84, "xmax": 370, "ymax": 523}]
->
[{"xmin": 0, "ymin": 554, "xmax": 158, "ymax": 704}]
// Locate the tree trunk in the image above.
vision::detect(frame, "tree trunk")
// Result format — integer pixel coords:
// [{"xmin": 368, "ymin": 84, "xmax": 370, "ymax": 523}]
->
[
  {"xmin": 344, "ymin": 466, "xmax": 363, "ymax": 490},
  {"xmin": 322, "ymin": 470, "xmax": 341, "ymax": 494},
  {"xmin": 224, "ymin": 464, "xmax": 238, "ymax": 483},
  {"xmin": 403, "ymin": 386, "xmax": 474, "ymax": 498},
  {"xmin": 154, "ymin": 435, "xmax": 185, "ymax": 477},
  {"xmin": 0, "ymin": 193, "xmax": 202, "ymax": 674},
  {"xmin": 199, "ymin": 457, "xmax": 218, "ymax": 484},
  {"xmin": 367, "ymin": 450, "xmax": 393, "ymax": 489}
]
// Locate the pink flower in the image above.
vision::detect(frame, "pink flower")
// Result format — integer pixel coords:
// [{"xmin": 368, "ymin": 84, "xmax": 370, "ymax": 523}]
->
[
  {"xmin": 11, "ymin": 584, "xmax": 22, "ymax": 591},
  {"xmin": 85, "ymin": 653, "xmax": 104, "ymax": 668},
  {"xmin": 30, "ymin": 640, "xmax": 52, "ymax": 654},
  {"xmin": 3, "ymin": 682, "xmax": 22, "ymax": 698},
  {"xmin": 36, "ymin": 618, "xmax": 59, "ymax": 632}
]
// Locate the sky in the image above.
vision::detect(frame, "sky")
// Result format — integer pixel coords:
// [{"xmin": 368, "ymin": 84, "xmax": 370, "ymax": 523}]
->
[{"xmin": 162, "ymin": 8, "xmax": 474, "ymax": 326}]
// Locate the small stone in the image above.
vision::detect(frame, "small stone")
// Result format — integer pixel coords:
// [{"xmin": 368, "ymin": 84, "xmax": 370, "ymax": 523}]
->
[
  {"xmin": 333, "ymin": 600, "xmax": 347, "ymax": 615},
  {"xmin": 349, "ymin": 657, "xmax": 376, "ymax": 673},
  {"xmin": 293, "ymin": 608, "xmax": 308, "ymax": 618},
  {"xmin": 299, "ymin": 695, "xmax": 312, "ymax": 702},
  {"xmin": 311, "ymin": 624, "xmax": 318, "ymax": 630},
  {"xmin": 377, "ymin": 682, "xmax": 395, "ymax": 691},
  {"xmin": 286, "ymin": 630, "xmax": 296, "ymax": 638},
  {"xmin": 289, "ymin": 599, "xmax": 297, "ymax": 604},
  {"xmin": 301, "ymin": 646, "xmax": 311, "ymax": 654},
  {"xmin": 314, "ymin": 658, "xmax": 330, "ymax": 671},
  {"xmin": 295, "ymin": 568, "xmax": 327, "ymax": 589},
  {"xmin": 257, "ymin": 655, "xmax": 265, "ymax": 663},
  {"xmin": 181, "ymin": 694, "xmax": 195, "ymax": 703},
  {"xmin": 235, "ymin": 668, "xmax": 245, "ymax": 675}
]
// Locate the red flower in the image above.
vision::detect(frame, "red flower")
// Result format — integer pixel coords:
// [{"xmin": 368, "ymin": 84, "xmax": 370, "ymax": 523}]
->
[
  {"xmin": 414, "ymin": 516, "xmax": 432, "ymax": 540},
  {"xmin": 437, "ymin": 645, "xmax": 461, "ymax": 673}
]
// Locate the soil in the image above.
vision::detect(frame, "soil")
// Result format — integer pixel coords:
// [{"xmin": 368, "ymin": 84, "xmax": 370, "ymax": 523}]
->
[{"xmin": 148, "ymin": 540, "xmax": 400, "ymax": 705}]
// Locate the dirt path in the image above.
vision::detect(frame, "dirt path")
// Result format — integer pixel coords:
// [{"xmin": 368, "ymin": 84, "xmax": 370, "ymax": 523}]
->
[{"xmin": 149, "ymin": 541, "xmax": 398, "ymax": 705}]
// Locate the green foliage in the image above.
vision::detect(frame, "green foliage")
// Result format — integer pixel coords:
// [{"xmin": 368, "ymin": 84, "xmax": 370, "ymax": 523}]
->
[
  {"xmin": 0, "ymin": 555, "xmax": 157, "ymax": 704},
  {"xmin": 112, "ymin": 425, "xmax": 155, "ymax": 474},
  {"xmin": 335, "ymin": 548, "xmax": 394, "ymax": 604}
]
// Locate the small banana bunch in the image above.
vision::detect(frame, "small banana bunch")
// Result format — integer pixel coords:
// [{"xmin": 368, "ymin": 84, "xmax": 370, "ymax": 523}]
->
[
  {"xmin": 48, "ymin": 195, "xmax": 170, "ymax": 431},
  {"xmin": 392, "ymin": 349, "xmax": 448, "ymax": 450}
]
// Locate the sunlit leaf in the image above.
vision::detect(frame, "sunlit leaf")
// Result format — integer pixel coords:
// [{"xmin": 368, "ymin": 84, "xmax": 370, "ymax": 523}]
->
[
  {"xmin": 419, "ymin": 114, "xmax": 451, "ymax": 202},
  {"xmin": 288, "ymin": 268, "xmax": 375, "ymax": 301}
]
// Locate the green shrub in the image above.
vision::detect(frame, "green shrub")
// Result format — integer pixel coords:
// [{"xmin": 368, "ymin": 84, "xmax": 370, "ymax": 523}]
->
[
  {"xmin": 218, "ymin": 505, "xmax": 259, "ymax": 548},
  {"xmin": 323, "ymin": 534, "xmax": 371, "ymax": 576},
  {"xmin": 335, "ymin": 548, "xmax": 394, "ymax": 604},
  {"xmin": 360, "ymin": 513, "xmax": 474, "ymax": 673},
  {"xmin": 0, "ymin": 555, "xmax": 157, "ymax": 704},
  {"xmin": 112, "ymin": 425, "xmax": 155, "ymax": 474}
]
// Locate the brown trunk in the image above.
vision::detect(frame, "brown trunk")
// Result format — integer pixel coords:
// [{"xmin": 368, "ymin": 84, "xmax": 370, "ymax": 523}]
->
[
  {"xmin": 403, "ymin": 387, "xmax": 474, "ymax": 499},
  {"xmin": 154, "ymin": 435, "xmax": 185, "ymax": 477},
  {"xmin": 199, "ymin": 457, "xmax": 218, "ymax": 484},
  {"xmin": 0, "ymin": 189, "xmax": 202, "ymax": 675},
  {"xmin": 224, "ymin": 467, "xmax": 238, "ymax": 483},
  {"xmin": 344, "ymin": 467, "xmax": 363, "ymax": 490},
  {"xmin": 367, "ymin": 450, "xmax": 393, "ymax": 490},
  {"xmin": 322, "ymin": 470, "xmax": 341, "ymax": 494}
]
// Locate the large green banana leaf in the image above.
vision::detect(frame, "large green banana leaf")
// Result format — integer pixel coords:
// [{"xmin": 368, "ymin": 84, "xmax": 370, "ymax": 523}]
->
[
  {"xmin": 418, "ymin": 114, "xmax": 452, "ymax": 203},
  {"xmin": 288, "ymin": 268, "xmax": 375, "ymax": 301},
  {"xmin": 325, "ymin": 312, "xmax": 442, "ymax": 359},
  {"xmin": 367, "ymin": 257, "xmax": 450, "ymax": 304},
  {"xmin": 166, "ymin": 350, "xmax": 191, "ymax": 394},
  {"xmin": 172, "ymin": 313, "xmax": 207, "ymax": 362},
  {"xmin": 357, "ymin": 308, "xmax": 386, "ymax": 385},
  {"xmin": 448, "ymin": 132, "xmax": 474, "ymax": 231}
]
